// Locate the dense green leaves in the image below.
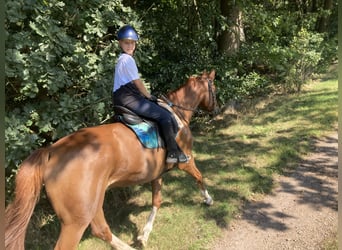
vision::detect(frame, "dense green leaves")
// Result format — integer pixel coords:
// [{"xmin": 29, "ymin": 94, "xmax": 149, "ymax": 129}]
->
[{"xmin": 5, "ymin": 0, "xmax": 140, "ymax": 195}]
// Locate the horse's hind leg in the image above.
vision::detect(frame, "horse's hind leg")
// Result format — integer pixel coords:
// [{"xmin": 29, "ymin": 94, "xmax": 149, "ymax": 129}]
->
[
  {"xmin": 54, "ymin": 222, "xmax": 88, "ymax": 250},
  {"xmin": 91, "ymin": 208, "xmax": 135, "ymax": 250},
  {"xmin": 179, "ymin": 160, "xmax": 214, "ymax": 205},
  {"xmin": 46, "ymin": 186, "xmax": 92, "ymax": 249}
]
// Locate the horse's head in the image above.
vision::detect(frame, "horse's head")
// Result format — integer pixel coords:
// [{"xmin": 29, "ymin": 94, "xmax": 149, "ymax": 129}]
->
[
  {"xmin": 166, "ymin": 70, "xmax": 218, "ymax": 122},
  {"xmin": 196, "ymin": 70, "xmax": 217, "ymax": 112}
]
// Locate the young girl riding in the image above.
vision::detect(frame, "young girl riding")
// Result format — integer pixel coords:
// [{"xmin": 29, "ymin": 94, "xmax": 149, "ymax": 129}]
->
[{"xmin": 112, "ymin": 25, "xmax": 187, "ymax": 164}]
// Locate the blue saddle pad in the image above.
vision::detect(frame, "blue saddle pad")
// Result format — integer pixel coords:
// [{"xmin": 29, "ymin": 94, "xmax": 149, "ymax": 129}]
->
[{"xmin": 126, "ymin": 122, "xmax": 164, "ymax": 149}]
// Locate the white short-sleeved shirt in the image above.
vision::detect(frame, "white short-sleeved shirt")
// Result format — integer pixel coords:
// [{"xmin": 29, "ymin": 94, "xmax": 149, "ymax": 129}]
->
[{"xmin": 113, "ymin": 53, "xmax": 140, "ymax": 92}]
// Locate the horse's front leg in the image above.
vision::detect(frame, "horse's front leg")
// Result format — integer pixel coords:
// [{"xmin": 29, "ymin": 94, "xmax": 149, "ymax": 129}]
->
[
  {"xmin": 179, "ymin": 159, "xmax": 214, "ymax": 206},
  {"xmin": 137, "ymin": 177, "xmax": 162, "ymax": 246}
]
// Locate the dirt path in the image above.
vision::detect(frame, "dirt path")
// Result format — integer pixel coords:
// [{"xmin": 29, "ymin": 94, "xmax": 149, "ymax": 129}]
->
[{"xmin": 211, "ymin": 131, "xmax": 338, "ymax": 250}]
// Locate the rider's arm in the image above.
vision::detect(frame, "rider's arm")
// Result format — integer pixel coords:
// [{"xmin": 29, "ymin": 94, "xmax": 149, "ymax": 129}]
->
[{"xmin": 132, "ymin": 79, "xmax": 152, "ymax": 99}]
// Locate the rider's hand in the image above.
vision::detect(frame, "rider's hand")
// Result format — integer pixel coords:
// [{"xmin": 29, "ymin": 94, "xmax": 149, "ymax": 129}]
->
[{"xmin": 149, "ymin": 95, "xmax": 158, "ymax": 102}]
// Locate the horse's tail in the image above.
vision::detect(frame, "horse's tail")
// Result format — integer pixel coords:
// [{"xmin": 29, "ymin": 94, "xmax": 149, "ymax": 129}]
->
[{"xmin": 5, "ymin": 148, "xmax": 47, "ymax": 250}]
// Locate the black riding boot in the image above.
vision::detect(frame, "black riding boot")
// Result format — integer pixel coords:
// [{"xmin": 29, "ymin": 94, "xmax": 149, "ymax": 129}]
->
[{"xmin": 161, "ymin": 123, "xmax": 188, "ymax": 163}]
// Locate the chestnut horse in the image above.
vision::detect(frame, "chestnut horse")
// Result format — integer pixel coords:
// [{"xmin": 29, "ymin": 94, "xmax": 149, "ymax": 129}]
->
[{"xmin": 5, "ymin": 70, "xmax": 217, "ymax": 250}]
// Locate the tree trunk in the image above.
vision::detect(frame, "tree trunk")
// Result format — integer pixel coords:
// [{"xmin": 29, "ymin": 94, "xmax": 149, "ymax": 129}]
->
[
  {"xmin": 217, "ymin": 0, "xmax": 244, "ymax": 55},
  {"xmin": 317, "ymin": 0, "xmax": 333, "ymax": 33}
]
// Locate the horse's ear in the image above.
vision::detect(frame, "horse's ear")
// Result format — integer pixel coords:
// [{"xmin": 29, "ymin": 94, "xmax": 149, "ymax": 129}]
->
[{"xmin": 209, "ymin": 69, "xmax": 216, "ymax": 79}]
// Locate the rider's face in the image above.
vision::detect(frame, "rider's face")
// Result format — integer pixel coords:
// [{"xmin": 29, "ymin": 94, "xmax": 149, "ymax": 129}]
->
[{"xmin": 119, "ymin": 39, "xmax": 136, "ymax": 55}]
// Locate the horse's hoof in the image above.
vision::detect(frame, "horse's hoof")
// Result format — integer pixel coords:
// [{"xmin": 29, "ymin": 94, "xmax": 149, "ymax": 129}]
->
[
  {"xmin": 137, "ymin": 235, "xmax": 147, "ymax": 247},
  {"xmin": 204, "ymin": 198, "xmax": 214, "ymax": 206}
]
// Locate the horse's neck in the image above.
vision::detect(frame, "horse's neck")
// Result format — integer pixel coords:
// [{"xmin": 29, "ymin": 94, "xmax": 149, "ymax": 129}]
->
[{"xmin": 168, "ymin": 81, "xmax": 200, "ymax": 124}]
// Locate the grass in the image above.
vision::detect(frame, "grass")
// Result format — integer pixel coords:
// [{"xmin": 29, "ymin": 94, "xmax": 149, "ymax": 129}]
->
[
  {"xmin": 24, "ymin": 75, "xmax": 337, "ymax": 250},
  {"xmin": 320, "ymin": 231, "xmax": 338, "ymax": 250}
]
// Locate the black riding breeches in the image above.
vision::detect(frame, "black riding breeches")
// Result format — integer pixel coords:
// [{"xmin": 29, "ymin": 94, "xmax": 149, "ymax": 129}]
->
[{"xmin": 112, "ymin": 82, "xmax": 180, "ymax": 152}]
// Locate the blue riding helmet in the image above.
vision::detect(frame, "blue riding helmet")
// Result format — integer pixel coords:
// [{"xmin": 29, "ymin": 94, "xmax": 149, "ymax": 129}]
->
[{"xmin": 117, "ymin": 25, "xmax": 139, "ymax": 41}]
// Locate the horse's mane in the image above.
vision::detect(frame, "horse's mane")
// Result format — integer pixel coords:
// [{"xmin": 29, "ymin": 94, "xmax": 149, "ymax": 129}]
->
[{"xmin": 168, "ymin": 74, "xmax": 203, "ymax": 96}]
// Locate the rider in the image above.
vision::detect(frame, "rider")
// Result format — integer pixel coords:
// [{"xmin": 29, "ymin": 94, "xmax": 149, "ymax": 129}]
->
[{"xmin": 112, "ymin": 25, "xmax": 187, "ymax": 163}]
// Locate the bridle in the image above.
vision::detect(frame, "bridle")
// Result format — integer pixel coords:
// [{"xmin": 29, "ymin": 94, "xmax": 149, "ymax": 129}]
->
[
  {"xmin": 160, "ymin": 78, "xmax": 216, "ymax": 116},
  {"xmin": 207, "ymin": 79, "xmax": 217, "ymax": 112}
]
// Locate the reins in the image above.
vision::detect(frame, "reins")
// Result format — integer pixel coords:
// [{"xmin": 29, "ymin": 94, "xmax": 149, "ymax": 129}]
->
[{"xmin": 159, "ymin": 95, "xmax": 198, "ymax": 112}]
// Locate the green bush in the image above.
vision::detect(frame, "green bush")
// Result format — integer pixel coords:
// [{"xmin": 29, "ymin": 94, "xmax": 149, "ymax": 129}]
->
[
  {"xmin": 5, "ymin": 0, "xmax": 141, "ymax": 199},
  {"xmin": 284, "ymin": 28, "xmax": 324, "ymax": 92}
]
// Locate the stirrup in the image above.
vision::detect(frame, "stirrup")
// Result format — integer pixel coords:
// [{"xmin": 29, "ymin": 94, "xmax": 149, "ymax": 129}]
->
[
  {"xmin": 166, "ymin": 152, "xmax": 178, "ymax": 163},
  {"xmin": 166, "ymin": 152, "xmax": 189, "ymax": 163},
  {"xmin": 177, "ymin": 152, "xmax": 188, "ymax": 163}
]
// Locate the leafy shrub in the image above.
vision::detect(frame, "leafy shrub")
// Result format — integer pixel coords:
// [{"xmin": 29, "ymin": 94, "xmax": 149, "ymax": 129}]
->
[
  {"xmin": 5, "ymin": 0, "xmax": 141, "ymax": 198},
  {"xmin": 283, "ymin": 28, "xmax": 324, "ymax": 92}
]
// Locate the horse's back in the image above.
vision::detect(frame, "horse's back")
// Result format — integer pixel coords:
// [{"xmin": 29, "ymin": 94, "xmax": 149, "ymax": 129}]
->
[
  {"xmin": 42, "ymin": 122, "xmax": 165, "ymax": 193},
  {"xmin": 43, "ymin": 123, "xmax": 135, "ymax": 178}
]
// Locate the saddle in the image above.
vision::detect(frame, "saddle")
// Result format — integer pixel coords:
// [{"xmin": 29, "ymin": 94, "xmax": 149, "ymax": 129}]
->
[
  {"xmin": 113, "ymin": 105, "xmax": 165, "ymax": 149},
  {"xmin": 113, "ymin": 106, "xmax": 144, "ymax": 125}
]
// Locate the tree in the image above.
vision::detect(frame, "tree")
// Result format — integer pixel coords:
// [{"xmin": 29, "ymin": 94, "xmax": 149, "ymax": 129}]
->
[
  {"xmin": 216, "ymin": 0, "xmax": 245, "ymax": 55},
  {"xmin": 316, "ymin": 0, "xmax": 334, "ymax": 33}
]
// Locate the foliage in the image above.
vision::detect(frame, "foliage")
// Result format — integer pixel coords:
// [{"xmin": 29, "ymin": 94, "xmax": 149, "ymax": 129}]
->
[
  {"xmin": 284, "ymin": 28, "xmax": 324, "ymax": 92},
  {"xmin": 5, "ymin": 0, "xmax": 140, "ymax": 197},
  {"xmin": 136, "ymin": 0, "xmax": 336, "ymax": 97},
  {"xmin": 240, "ymin": 2, "xmax": 329, "ymax": 93},
  {"xmin": 134, "ymin": 0, "xmax": 219, "ymax": 93}
]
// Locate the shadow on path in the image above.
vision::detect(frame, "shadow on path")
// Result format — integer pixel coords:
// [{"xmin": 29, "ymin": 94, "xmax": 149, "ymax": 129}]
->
[
  {"xmin": 242, "ymin": 132, "xmax": 337, "ymax": 231},
  {"xmin": 212, "ymin": 132, "xmax": 338, "ymax": 250}
]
